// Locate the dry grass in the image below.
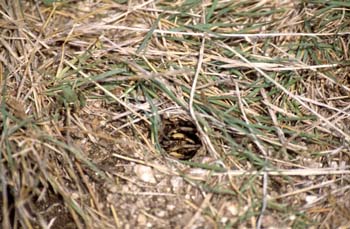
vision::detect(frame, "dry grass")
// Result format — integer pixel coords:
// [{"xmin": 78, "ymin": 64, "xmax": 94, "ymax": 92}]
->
[{"xmin": 1, "ymin": 0, "xmax": 350, "ymax": 228}]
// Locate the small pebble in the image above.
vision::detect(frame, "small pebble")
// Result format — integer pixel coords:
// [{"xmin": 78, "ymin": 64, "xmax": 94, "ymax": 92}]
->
[{"xmin": 134, "ymin": 165, "xmax": 157, "ymax": 184}]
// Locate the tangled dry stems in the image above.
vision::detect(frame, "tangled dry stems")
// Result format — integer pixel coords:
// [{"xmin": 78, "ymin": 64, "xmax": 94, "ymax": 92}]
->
[{"xmin": 0, "ymin": 1, "xmax": 349, "ymax": 228}]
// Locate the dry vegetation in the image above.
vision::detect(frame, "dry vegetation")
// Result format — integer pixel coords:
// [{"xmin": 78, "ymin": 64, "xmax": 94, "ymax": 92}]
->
[{"xmin": 1, "ymin": 0, "xmax": 350, "ymax": 228}]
